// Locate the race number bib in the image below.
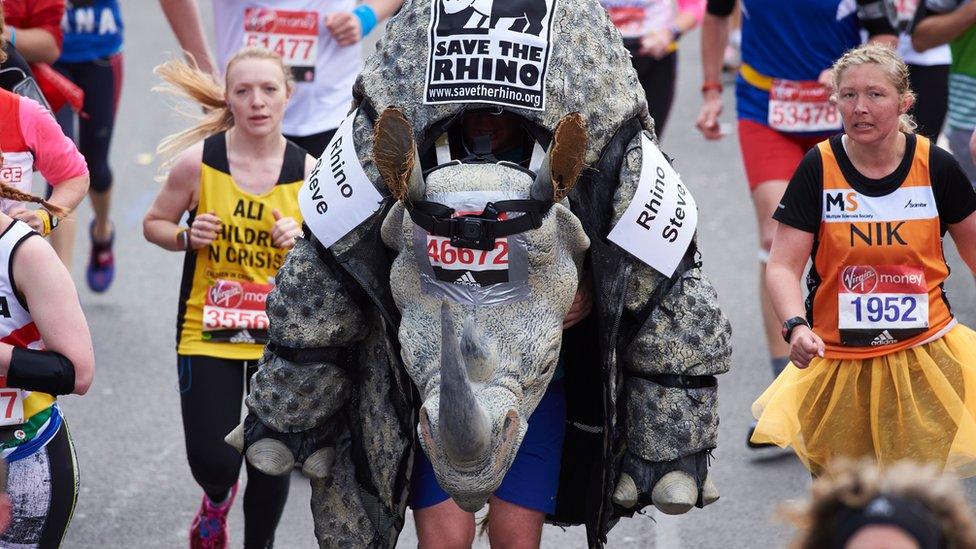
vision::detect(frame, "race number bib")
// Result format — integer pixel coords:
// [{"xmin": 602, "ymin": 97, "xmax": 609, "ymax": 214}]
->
[
  {"xmin": 606, "ymin": 6, "xmax": 648, "ymax": 37},
  {"xmin": 0, "ymin": 389, "xmax": 25, "ymax": 427},
  {"xmin": 413, "ymin": 192, "xmax": 530, "ymax": 306},
  {"xmin": 768, "ymin": 79, "xmax": 841, "ymax": 133},
  {"xmin": 244, "ymin": 8, "xmax": 318, "ymax": 82},
  {"xmin": 202, "ymin": 279, "xmax": 272, "ymax": 344},
  {"xmin": 838, "ymin": 265, "xmax": 928, "ymax": 347},
  {"xmin": 426, "ymin": 211, "xmax": 511, "ymax": 286}
]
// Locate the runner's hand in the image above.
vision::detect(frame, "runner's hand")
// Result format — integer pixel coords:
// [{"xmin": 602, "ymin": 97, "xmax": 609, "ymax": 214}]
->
[
  {"xmin": 696, "ymin": 92, "xmax": 724, "ymax": 140},
  {"xmin": 325, "ymin": 12, "xmax": 362, "ymax": 46},
  {"xmin": 639, "ymin": 29, "xmax": 672, "ymax": 59},
  {"xmin": 189, "ymin": 211, "xmax": 222, "ymax": 250},
  {"xmin": 8, "ymin": 207, "xmax": 44, "ymax": 234},
  {"xmin": 563, "ymin": 273, "xmax": 593, "ymax": 329},
  {"xmin": 789, "ymin": 326, "xmax": 824, "ymax": 369},
  {"xmin": 271, "ymin": 209, "xmax": 300, "ymax": 249}
]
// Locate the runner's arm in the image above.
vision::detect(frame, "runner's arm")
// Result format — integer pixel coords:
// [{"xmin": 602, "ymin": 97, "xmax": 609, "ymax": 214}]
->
[
  {"xmin": 20, "ymin": 96, "xmax": 88, "ymax": 225},
  {"xmin": 364, "ymin": 0, "xmax": 404, "ymax": 21},
  {"xmin": 766, "ymin": 223, "xmax": 813, "ymax": 326},
  {"xmin": 6, "ymin": 235, "xmax": 94, "ymax": 395},
  {"xmin": 912, "ymin": 2, "xmax": 976, "ymax": 52},
  {"xmin": 696, "ymin": 1, "xmax": 732, "ymax": 139},
  {"xmin": 4, "ymin": 0, "xmax": 63, "ymax": 64},
  {"xmin": 158, "ymin": 0, "xmax": 216, "ymax": 75},
  {"xmin": 143, "ymin": 143, "xmax": 203, "ymax": 251},
  {"xmin": 949, "ymin": 212, "xmax": 976, "ymax": 274}
]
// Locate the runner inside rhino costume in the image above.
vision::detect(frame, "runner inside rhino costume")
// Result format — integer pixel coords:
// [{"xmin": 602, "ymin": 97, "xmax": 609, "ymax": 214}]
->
[{"xmin": 225, "ymin": 0, "xmax": 732, "ymax": 546}]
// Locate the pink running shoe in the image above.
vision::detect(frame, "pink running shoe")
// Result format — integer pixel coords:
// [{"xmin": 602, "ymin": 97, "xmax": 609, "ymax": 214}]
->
[{"xmin": 189, "ymin": 481, "xmax": 239, "ymax": 549}]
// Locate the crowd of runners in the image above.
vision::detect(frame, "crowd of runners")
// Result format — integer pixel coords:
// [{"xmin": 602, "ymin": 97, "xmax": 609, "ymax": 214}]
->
[{"xmin": 0, "ymin": 0, "xmax": 974, "ymax": 547}]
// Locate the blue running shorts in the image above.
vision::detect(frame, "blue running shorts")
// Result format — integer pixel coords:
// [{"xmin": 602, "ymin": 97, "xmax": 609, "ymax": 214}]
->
[{"xmin": 409, "ymin": 378, "xmax": 567, "ymax": 514}]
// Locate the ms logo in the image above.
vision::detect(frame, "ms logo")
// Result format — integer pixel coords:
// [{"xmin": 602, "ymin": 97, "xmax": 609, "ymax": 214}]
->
[
  {"xmin": 825, "ymin": 191, "xmax": 859, "ymax": 213},
  {"xmin": 437, "ymin": 0, "xmax": 550, "ymax": 36}
]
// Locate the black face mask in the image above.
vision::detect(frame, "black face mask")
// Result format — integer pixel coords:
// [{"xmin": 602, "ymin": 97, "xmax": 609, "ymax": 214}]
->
[{"xmin": 406, "ymin": 198, "xmax": 551, "ymax": 251}]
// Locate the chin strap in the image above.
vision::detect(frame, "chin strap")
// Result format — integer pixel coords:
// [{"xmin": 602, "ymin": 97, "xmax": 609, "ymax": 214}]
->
[{"xmin": 406, "ymin": 199, "xmax": 551, "ymax": 251}]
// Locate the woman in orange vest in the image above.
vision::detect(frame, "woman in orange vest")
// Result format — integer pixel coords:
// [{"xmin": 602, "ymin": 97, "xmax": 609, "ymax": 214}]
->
[{"xmin": 753, "ymin": 43, "xmax": 976, "ymax": 476}]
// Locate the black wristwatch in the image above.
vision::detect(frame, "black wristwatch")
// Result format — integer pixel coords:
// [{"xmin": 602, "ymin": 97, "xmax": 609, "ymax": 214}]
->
[{"xmin": 782, "ymin": 316, "xmax": 810, "ymax": 343}]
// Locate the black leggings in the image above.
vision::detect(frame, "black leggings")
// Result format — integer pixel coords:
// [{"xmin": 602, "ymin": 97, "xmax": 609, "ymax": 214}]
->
[
  {"xmin": 2, "ymin": 421, "xmax": 78, "ymax": 549},
  {"xmin": 907, "ymin": 63, "xmax": 949, "ymax": 140},
  {"xmin": 177, "ymin": 355, "xmax": 290, "ymax": 548},
  {"xmin": 284, "ymin": 128, "xmax": 337, "ymax": 159},
  {"xmin": 53, "ymin": 54, "xmax": 122, "ymax": 194},
  {"xmin": 630, "ymin": 50, "xmax": 678, "ymax": 139}
]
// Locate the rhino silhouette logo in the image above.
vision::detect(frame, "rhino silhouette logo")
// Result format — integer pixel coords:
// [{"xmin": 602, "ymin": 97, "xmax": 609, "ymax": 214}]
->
[{"xmin": 437, "ymin": 0, "xmax": 550, "ymax": 36}]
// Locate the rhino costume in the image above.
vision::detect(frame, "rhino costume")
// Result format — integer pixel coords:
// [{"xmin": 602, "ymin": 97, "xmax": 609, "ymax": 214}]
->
[{"xmin": 225, "ymin": 0, "xmax": 732, "ymax": 546}]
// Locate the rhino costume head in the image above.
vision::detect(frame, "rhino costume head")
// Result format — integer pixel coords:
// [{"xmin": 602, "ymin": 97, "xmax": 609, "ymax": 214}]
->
[{"xmin": 377, "ymin": 108, "xmax": 589, "ymax": 510}]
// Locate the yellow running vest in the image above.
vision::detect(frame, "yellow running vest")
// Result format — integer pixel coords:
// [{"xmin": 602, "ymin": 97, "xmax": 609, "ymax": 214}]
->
[{"xmin": 177, "ymin": 132, "xmax": 305, "ymax": 360}]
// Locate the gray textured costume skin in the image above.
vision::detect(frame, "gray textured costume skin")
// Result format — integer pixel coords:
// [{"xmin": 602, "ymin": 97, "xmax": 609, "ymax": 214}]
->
[{"xmin": 228, "ymin": 1, "xmax": 733, "ymax": 547}]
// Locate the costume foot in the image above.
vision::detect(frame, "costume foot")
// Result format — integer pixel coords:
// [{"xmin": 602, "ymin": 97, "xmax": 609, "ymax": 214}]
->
[{"xmin": 651, "ymin": 471, "xmax": 698, "ymax": 515}]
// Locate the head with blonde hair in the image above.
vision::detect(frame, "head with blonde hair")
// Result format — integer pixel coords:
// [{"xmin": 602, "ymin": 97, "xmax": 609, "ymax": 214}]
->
[
  {"xmin": 154, "ymin": 47, "xmax": 294, "ymax": 171},
  {"xmin": 783, "ymin": 459, "xmax": 976, "ymax": 549},
  {"xmin": 831, "ymin": 43, "xmax": 917, "ymax": 135}
]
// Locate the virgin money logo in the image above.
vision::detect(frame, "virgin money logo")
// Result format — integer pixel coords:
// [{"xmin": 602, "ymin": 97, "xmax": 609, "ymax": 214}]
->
[
  {"xmin": 209, "ymin": 280, "xmax": 244, "ymax": 308},
  {"xmin": 244, "ymin": 9, "xmax": 277, "ymax": 32},
  {"xmin": 842, "ymin": 266, "xmax": 878, "ymax": 294}
]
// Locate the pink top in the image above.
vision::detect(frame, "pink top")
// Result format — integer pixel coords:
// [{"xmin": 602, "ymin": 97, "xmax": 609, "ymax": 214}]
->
[
  {"xmin": 602, "ymin": 0, "xmax": 705, "ymax": 39},
  {"xmin": 18, "ymin": 96, "xmax": 87, "ymax": 185}
]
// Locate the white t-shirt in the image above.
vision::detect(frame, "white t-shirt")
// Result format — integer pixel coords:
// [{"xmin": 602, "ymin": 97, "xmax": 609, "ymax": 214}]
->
[
  {"xmin": 212, "ymin": 0, "xmax": 362, "ymax": 136},
  {"xmin": 896, "ymin": 0, "xmax": 951, "ymax": 65}
]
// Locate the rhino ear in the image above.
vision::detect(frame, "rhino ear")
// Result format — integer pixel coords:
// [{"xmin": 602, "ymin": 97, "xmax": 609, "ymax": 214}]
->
[
  {"xmin": 374, "ymin": 107, "xmax": 425, "ymax": 201},
  {"xmin": 530, "ymin": 113, "xmax": 587, "ymax": 203}
]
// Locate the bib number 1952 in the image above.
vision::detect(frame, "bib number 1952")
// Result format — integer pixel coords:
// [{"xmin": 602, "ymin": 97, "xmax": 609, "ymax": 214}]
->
[{"xmin": 848, "ymin": 295, "xmax": 918, "ymax": 324}]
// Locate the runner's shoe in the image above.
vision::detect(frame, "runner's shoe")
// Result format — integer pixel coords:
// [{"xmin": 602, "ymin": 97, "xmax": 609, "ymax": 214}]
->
[
  {"xmin": 189, "ymin": 481, "xmax": 239, "ymax": 549},
  {"xmin": 747, "ymin": 420, "xmax": 777, "ymax": 449},
  {"xmin": 86, "ymin": 221, "xmax": 115, "ymax": 292}
]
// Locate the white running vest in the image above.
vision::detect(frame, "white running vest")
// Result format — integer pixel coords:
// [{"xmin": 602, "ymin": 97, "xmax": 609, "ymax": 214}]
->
[
  {"xmin": 212, "ymin": 0, "xmax": 361, "ymax": 137},
  {"xmin": 0, "ymin": 221, "xmax": 42, "ymax": 351}
]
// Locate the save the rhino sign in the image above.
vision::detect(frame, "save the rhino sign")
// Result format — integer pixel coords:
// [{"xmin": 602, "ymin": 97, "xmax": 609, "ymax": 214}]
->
[{"xmin": 425, "ymin": 0, "xmax": 557, "ymax": 111}]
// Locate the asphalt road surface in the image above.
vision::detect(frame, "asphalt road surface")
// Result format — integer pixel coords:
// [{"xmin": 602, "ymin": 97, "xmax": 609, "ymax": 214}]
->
[{"xmin": 53, "ymin": 4, "xmax": 976, "ymax": 549}]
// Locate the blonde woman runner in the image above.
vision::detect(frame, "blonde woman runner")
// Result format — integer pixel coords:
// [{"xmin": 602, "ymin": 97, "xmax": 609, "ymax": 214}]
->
[{"xmin": 143, "ymin": 48, "xmax": 313, "ymax": 549}]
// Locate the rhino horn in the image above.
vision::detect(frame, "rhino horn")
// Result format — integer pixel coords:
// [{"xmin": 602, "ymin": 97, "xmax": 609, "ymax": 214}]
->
[
  {"xmin": 224, "ymin": 422, "xmax": 245, "ymax": 453},
  {"xmin": 374, "ymin": 107, "xmax": 425, "ymax": 201},
  {"xmin": 651, "ymin": 471, "xmax": 699, "ymax": 515},
  {"xmin": 245, "ymin": 438, "xmax": 295, "ymax": 476},
  {"xmin": 301, "ymin": 447, "xmax": 336, "ymax": 480},
  {"xmin": 530, "ymin": 113, "xmax": 587, "ymax": 203},
  {"xmin": 439, "ymin": 302, "xmax": 490, "ymax": 464}
]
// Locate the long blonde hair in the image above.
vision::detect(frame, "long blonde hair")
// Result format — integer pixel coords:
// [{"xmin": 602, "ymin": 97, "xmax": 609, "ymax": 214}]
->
[
  {"xmin": 831, "ymin": 43, "xmax": 918, "ymax": 134},
  {"xmin": 783, "ymin": 459, "xmax": 976, "ymax": 549},
  {"xmin": 153, "ymin": 48, "xmax": 294, "ymax": 173}
]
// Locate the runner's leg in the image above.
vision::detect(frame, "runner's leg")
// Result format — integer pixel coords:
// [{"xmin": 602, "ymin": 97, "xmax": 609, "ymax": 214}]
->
[{"xmin": 633, "ymin": 51, "xmax": 678, "ymax": 139}]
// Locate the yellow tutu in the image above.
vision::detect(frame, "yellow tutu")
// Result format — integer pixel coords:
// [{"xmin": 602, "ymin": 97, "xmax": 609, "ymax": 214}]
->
[{"xmin": 751, "ymin": 324, "xmax": 976, "ymax": 477}]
